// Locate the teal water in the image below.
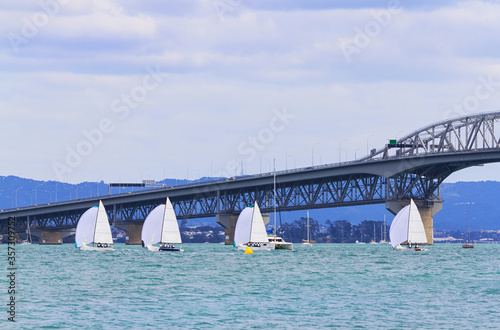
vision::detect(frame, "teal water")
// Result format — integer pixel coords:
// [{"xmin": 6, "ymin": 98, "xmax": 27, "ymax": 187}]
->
[{"xmin": 4, "ymin": 244, "xmax": 500, "ymax": 329}]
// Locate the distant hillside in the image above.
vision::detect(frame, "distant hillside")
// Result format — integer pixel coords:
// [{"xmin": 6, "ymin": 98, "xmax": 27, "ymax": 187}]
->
[
  {"xmin": 437, "ymin": 181, "xmax": 500, "ymax": 231},
  {"xmin": 1, "ymin": 176, "xmax": 499, "ymax": 230}
]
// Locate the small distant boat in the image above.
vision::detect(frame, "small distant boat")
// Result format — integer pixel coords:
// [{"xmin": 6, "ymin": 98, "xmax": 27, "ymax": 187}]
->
[
  {"xmin": 75, "ymin": 200, "xmax": 114, "ymax": 251},
  {"xmin": 141, "ymin": 197, "xmax": 183, "ymax": 252},
  {"xmin": 301, "ymin": 210, "xmax": 312, "ymax": 247},
  {"xmin": 462, "ymin": 203, "xmax": 474, "ymax": 249},
  {"xmin": 390, "ymin": 199, "xmax": 428, "ymax": 252},
  {"xmin": 234, "ymin": 202, "xmax": 274, "ymax": 251}
]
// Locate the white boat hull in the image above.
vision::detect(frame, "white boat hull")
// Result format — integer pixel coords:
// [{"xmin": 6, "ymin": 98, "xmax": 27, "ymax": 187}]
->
[
  {"xmin": 394, "ymin": 244, "xmax": 428, "ymax": 252},
  {"xmin": 80, "ymin": 245, "xmax": 114, "ymax": 251},
  {"xmin": 146, "ymin": 244, "xmax": 184, "ymax": 252},
  {"xmin": 267, "ymin": 236, "xmax": 293, "ymax": 250},
  {"xmin": 237, "ymin": 243, "xmax": 275, "ymax": 251},
  {"xmin": 275, "ymin": 242, "xmax": 293, "ymax": 250}
]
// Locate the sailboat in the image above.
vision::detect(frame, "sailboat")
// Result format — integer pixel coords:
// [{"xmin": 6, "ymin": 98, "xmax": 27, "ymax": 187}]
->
[
  {"xmin": 75, "ymin": 200, "xmax": 114, "ymax": 251},
  {"xmin": 301, "ymin": 210, "xmax": 312, "ymax": 246},
  {"xmin": 462, "ymin": 203, "xmax": 474, "ymax": 249},
  {"xmin": 389, "ymin": 199, "xmax": 428, "ymax": 251},
  {"xmin": 234, "ymin": 202, "xmax": 274, "ymax": 251},
  {"xmin": 141, "ymin": 197, "xmax": 183, "ymax": 252}
]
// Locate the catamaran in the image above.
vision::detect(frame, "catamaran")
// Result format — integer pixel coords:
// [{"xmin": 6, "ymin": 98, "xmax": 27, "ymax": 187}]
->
[
  {"xmin": 234, "ymin": 202, "xmax": 274, "ymax": 251},
  {"xmin": 389, "ymin": 199, "xmax": 428, "ymax": 251},
  {"xmin": 75, "ymin": 200, "xmax": 114, "ymax": 251},
  {"xmin": 141, "ymin": 197, "xmax": 183, "ymax": 252}
]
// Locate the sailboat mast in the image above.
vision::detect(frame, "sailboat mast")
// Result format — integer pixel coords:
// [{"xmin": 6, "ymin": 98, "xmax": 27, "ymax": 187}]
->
[
  {"xmin": 383, "ymin": 214, "xmax": 386, "ymax": 242},
  {"xmin": 160, "ymin": 204, "xmax": 167, "ymax": 243},
  {"xmin": 467, "ymin": 203, "xmax": 471, "ymax": 243},
  {"xmin": 93, "ymin": 203, "xmax": 100, "ymax": 243},
  {"xmin": 307, "ymin": 210, "xmax": 310, "ymax": 242},
  {"xmin": 273, "ymin": 159, "xmax": 277, "ymax": 238}
]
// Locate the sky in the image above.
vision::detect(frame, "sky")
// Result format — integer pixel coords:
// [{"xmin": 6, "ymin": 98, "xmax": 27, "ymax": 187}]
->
[{"xmin": 2, "ymin": 0, "xmax": 500, "ymax": 184}]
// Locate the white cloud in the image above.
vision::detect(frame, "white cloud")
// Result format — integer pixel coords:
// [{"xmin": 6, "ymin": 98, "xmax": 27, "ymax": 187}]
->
[{"xmin": 1, "ymin": 0, "xmax": 500, "ymax": 183}]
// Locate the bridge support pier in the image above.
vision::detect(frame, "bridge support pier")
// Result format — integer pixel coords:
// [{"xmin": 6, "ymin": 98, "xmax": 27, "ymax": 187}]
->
[
  {"xmin": 113, "ymin": 222, "xmax": 144, "ymax": 245},
  {"xmin": 216, "ymin": 214, "xmax": 238, "ymax": 245},
  {"xmin": 386, "ymin": 200, "xmax": 443, "ymax": 245},
  {"xmin": 35, "ymin": 229, "xmax": 75, "ymax": 245}
]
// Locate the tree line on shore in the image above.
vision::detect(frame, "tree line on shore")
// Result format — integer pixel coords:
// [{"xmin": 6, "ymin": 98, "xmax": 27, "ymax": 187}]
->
[{"xmin": 279, "ymin": 217, "xmax": 389, "ymax": 243}]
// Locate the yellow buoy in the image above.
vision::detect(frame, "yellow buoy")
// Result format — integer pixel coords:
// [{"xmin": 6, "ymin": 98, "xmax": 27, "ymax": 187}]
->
[{"xmin": 244, "ymin": 246, "xmax": 253, "ymax": 254}]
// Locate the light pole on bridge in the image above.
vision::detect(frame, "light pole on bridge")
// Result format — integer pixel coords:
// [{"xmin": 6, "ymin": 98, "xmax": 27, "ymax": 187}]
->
[
  {"xmin": 312, "ymin": 143, "xmax": 321, "ymax": 166},
  {"xmin": 339, "ymin": 139, "xmax": 348, "ymax": 163},
  {"xmin": 34, "ymin": 183, "xmax": 43, "ymax": 205},
  {"xmin": 367, "ymin": 134, "xmax": 375, "ymax": 156},
  {"xmin": 15, "ymin": 187, "xmax": 23, "ymax": 208}
]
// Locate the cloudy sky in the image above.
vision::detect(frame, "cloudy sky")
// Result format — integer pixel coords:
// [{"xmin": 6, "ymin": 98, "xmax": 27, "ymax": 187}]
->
[{"xmin": 2, "ymin": 0, "xmax": 500, "ymax": 184}]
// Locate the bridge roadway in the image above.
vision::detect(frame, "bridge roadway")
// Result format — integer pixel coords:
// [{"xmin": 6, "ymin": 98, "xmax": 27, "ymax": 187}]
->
[{"xmin": 2, "ymin": 111, "xmax": 500, "ymax": 244}]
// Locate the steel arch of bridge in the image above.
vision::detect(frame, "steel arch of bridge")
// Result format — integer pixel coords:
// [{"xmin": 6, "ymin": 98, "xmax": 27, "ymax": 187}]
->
[
  {"xmin": 362, "ymin": 111, "xmax": 500, "ymax": 161},
  {"xmin": 2, "ymin": 111, "xmax": 500, "ymax": 233}
]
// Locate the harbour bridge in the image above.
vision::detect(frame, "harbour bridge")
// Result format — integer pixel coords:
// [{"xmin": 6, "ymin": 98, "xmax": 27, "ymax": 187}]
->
[{"xmin": 2, "ymin": 111, "xmax": 500, "ymax": 245}]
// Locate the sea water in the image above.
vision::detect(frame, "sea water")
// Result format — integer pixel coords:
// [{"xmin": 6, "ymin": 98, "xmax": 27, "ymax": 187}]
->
[{"xmin": 4, "ymin": 244, "xmax": 500, "ymax": 329}]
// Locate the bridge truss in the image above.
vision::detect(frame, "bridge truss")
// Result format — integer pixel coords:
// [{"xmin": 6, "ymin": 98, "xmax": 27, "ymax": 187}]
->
[{"xmin": 2, "ymin": 111, "xmax": 500, "ymax": 233}]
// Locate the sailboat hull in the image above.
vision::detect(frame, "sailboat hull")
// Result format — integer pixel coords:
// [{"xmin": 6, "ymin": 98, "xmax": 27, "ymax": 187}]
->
[
  {"xmin": 237, "ymin": 243, "xmax": 275, "ymax": 251},
  {"xmin": 80, "ymin": 245, "xmax": 114, "ymax": 251},
  {"xmin": 159, "ymin": 247, "xmax": 181, "ymax": 252},
  {"xmin": 394, "ymin": 244, "xmax": 428, "ymax": 252}
]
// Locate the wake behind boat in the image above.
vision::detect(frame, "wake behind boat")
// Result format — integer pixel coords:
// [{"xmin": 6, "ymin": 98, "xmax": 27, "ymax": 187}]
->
[
  {"xmin": 389, "ymin": 199, "xmax": 428, "ymax": 252},
  {"xmin": 234, "ymin": 202, "xmax": 274, "ymax": 251},
  {"xmin": 141, "ymin": 197, "xmax": 183, "ymax": 252},
  {"xmin": 75, "ymin": 200, "xmax": 114, "ymax": 251}
]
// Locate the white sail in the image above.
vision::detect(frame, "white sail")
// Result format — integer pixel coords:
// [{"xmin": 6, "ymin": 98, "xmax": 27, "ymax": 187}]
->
[
  {"xmin": 161, "ymin": 198, "xmax": 182, "ymax": 244},
  {"xmin": 141, "ymin": 198, "xmax": 182, "ymax": 247},
  {"xmin": 389, "ymin": 199, "xmax": 427, "ymax": 248},
  {"xmin": 389, "ymin": 204, "xmax": 410, "ymax": 248},
  {"xmin": 407, "ymin": 199, "xmax": 428, "ymax": 244},
  {"xmin": 75, "ymin": 206, "xmax": 99, "ymax": 247},
  {"xmin": 93, "ymin": 201, "xmax": 113, "ymax": 244},
  {"xmin": 250, "ymin": 202, "xmax": 269, "ymax": 243},
  {"xmin": 141, "ymin": 204, "xmax": 165, "ymax": 247},
  {"xmin": 234, "ymin": 207, "xmax": 253, "ymax": 246}
]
